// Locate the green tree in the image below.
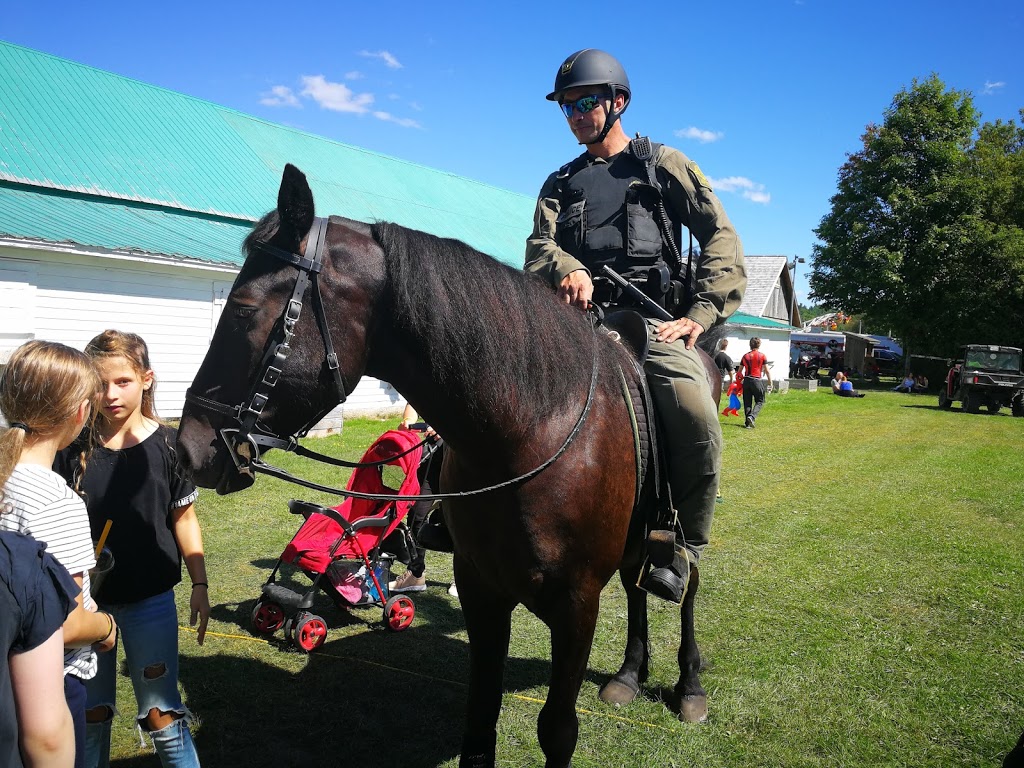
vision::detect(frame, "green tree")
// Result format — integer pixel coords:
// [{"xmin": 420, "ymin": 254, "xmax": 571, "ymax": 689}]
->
[
  {"xmin": 809, "ymin": 75, "xmax": 1023, "ymax": 356},
  {"xmin": 968, "ymin": 112, "xmax": 1024, "ymax": 343}
]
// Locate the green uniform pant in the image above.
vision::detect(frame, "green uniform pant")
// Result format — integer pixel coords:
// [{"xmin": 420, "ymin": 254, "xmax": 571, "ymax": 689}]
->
[{"xmin": 643, "ymin": 318, "xmax": 721, "ymax": 562}]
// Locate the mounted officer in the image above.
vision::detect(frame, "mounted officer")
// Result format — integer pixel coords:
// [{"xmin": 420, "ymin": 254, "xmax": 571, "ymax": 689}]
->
[{"xmin": 525, "ymin": 49, "xmax": 746, "ymax": 603}]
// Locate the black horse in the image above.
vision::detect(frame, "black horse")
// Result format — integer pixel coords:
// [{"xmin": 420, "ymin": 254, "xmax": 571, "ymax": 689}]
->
[{"xmin": 177, "ymin": 165, "xmax": 721, "ymax": 768}]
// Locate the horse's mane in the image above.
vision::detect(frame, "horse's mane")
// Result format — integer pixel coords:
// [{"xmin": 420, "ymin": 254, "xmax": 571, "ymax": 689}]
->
[
  {"xmin": 372, "ymin": 222, "xmax": 598, "ymax": 424},
  {"xmin": 242, "ymin": 213, "xmax": 721, "ymax": 425},
  {"xmin": 243, "ymin": 210, "xmax": 279, "ymax": 256}
]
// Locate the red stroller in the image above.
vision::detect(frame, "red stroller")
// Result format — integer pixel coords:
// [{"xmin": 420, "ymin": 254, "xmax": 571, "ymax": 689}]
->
[{"xmin": 250, "ymin": 428, "xmax": 426, "ymax": 652}]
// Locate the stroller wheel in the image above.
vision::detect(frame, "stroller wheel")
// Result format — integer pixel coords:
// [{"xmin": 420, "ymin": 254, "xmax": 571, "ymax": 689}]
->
[
  {"xmin": 384, "ymin": 594, "xmax": 415, "ymax": 632},
  {"xmin": 293, "ymin": 613, "xmax": 328, "ymax": 653},
  {"xmin": 250, "ymin": 600, "xmax": 285, "ymax": 635}
]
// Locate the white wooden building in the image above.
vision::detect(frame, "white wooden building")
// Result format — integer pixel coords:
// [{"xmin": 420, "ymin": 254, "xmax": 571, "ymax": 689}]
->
[
  {"xmin": 714, "ymin": 255, "xmax": 802, "ymax": 385},
  {"xmin": 0, "ymin": 240, "xmax": 404, "ymax": 430}
]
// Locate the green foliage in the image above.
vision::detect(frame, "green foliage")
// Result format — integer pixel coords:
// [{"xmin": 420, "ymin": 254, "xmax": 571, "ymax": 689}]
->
[
  {"xmin": 810, "ymin": 76, "xmax": 1024, "ymax": 356},
  {"xmin": 797, "ymin": 302, "xmax": 822, "ymax": 318}
]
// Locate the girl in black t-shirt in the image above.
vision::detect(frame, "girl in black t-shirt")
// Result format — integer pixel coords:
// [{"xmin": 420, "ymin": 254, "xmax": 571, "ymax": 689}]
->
[{"xmin": 56, "ymin": 331, "xmax": 208, "ymax": 768}]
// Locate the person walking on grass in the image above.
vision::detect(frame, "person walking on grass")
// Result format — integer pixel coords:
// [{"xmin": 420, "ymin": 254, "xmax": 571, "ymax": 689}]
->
[
  {"xmin": 55, "ymin": 331, "xmax": 208, "ymax": 768},
  {"xmin": 739, "ymin": 337, "xmax": 773, "ymax": 429},
  {"xmin": 714, "ymin": 338, "xmax": 737, "ymax": 384}
]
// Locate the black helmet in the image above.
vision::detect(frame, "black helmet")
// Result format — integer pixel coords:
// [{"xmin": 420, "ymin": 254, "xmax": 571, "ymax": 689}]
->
[{"xmin": 546, "ymin": 49, "xmax": 631, "ymax": 105}]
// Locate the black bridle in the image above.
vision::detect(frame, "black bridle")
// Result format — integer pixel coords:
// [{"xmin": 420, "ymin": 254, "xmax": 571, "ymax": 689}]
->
[
  {"xmin": 184, "ymin": 216, "xmax": 601, "ymax": 501},
  {"xmin": 184, "ymin": 216, "xmax": 354, "ymax": 469}
]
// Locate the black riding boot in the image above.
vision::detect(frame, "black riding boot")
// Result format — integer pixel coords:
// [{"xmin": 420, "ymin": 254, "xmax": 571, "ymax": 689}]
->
[
  {"xmin": 641, "ymin": 529, "xmax": 690, "ymax": 604},
  {"xmin": 415, "ymin": 506, "xmax": 454, "ymax": 553}
]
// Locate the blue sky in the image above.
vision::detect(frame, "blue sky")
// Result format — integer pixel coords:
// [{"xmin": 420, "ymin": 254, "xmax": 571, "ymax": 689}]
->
[{"xmin": 5, "ymin": 0, "xmax": 1021, "ymax": 302}]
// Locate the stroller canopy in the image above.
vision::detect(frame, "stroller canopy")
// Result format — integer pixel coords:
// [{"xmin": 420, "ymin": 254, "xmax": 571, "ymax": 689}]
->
[{"xmin": 283, "ymin": 429, "xmax": 427, "ymax": 570}]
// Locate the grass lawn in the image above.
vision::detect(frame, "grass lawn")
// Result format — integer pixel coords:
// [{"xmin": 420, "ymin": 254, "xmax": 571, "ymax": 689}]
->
[{"xmin": 107, "ymin": 389, "xmax": 1023, "ymax": 767}]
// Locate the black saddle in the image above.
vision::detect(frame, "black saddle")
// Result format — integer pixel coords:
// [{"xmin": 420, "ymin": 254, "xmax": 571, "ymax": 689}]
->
[{"xmin": 602, "ymin": 309, "xmax": 650, "ymax": 365}]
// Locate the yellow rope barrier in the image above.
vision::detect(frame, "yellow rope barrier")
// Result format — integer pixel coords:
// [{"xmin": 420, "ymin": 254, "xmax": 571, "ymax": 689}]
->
[{"xmin": 180, "ymin": 626, "xmax": 673, "ymax": 732}]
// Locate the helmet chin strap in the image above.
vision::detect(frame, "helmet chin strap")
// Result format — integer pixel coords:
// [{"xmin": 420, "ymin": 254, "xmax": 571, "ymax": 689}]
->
[{"xmin": 582, "ymin": 86, "xmax": 624, "ymax": 145}]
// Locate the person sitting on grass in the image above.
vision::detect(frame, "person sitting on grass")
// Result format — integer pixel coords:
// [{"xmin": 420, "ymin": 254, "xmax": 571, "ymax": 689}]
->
[
  {"xmin": 831, "ymin": 371, "xmax": 847, "ymax": 394},
  {"xmin": 913, "ymin": 374, "xmax": 929, "ymax": 393},
  {"xmin": 837, "ymin": 376, "xmax": 866, "ymax": 398},
  {"xmin": 893, "ymin": 373, "xmax": 915, "ymax": 393}
]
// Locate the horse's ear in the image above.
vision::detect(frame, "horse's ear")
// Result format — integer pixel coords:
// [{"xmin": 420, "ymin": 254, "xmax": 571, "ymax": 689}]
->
[{"xmin": 277, "ymin": 164, "xmax": 316, "ymax": 239}]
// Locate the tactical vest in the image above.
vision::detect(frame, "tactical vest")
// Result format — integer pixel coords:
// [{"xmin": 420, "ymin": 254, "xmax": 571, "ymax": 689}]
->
[{"xmin": 553, "ymin": 141, "xmax": 681, "ymax": 284}]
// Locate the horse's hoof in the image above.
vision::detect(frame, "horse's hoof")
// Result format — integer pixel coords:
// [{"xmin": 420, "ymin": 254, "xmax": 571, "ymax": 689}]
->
[
  {"xmin": 678, "ymin": 694, "xmax": 708, "ymax": 723},
  {"xmin": 598, "ymin": 678, "xmax": 639, "ymax": 707}
]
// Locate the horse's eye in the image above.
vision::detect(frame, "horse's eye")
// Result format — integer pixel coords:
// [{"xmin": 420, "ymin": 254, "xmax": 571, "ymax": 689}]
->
[{"xmin": 233, "ymin": 306, "xmax": 258, "ymax": 320}]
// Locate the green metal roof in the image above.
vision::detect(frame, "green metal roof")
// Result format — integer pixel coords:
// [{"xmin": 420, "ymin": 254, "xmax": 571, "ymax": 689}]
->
[
  {"xmin": 0, "ymin": 185, "xmax": 252, "ymax": 266},
  {"xmin": 0, "ymin": 41, "xmax": 533, "ymax": 267},
  {"xmin": 728, "ymin": 312, "xmax": 796, "ymax": 330}
]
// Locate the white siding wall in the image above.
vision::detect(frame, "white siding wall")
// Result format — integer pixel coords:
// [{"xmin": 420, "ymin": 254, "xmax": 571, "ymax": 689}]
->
[
  {"xmin": 0, "ymin": 260, "xmax": 38, "ymax": 360},
  {"xmin": 0, "ymin": 246, "xmax": 403, "ymax": 426},
  {"xmin": 718, "ymin": 328, "xmax": 791, "ymax": 384}
]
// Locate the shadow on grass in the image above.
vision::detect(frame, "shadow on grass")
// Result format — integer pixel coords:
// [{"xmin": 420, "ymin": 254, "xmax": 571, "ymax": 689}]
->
[
  {"xmin": 179, "ymin": 637, "xmax": 469, "ymax": 767},
  {"xmin": 156, "ymin": 583, "xmax": 644, "ymax": 767},
  {"xmin": 901, "ymin": 403, "xmax": 1020, "ymax": 416},
  {"xmin": 120, "ymin": 580, "xmax": 665, "ymax": 768}
]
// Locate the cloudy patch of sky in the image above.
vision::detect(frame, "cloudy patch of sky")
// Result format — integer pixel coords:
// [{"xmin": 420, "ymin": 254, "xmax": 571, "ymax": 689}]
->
[
  {"xmin": 674, "ymin": 126, "xmax": 724, "ymax": 143},
  {"xmin": 359, "ymin": 50, "xmax": 402, "ymax": 69},
  {"xmin": 710, "ymin": 176, "xmax": 771, "ymax": 205},
  {"xmin": 260, "ymin": 74, "xmax": 420, "ymax": 128}
]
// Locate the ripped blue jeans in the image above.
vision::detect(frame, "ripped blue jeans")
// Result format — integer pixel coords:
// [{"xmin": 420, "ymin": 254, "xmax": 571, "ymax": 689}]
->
[{"xmin": 84, "ymin": 589, "xmax": 199, "ymax": 768}]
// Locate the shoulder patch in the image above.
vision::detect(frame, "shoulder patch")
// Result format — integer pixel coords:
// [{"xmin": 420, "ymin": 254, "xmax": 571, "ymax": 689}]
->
[{"xmin": 687, "ymin": 162, "xmax": 712, "ymax": 190}]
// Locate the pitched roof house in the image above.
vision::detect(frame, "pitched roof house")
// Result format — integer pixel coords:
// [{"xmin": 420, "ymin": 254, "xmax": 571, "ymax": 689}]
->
[{"xmin": 737, "ymin": 255, "xmax": 801, "ymax": 328}]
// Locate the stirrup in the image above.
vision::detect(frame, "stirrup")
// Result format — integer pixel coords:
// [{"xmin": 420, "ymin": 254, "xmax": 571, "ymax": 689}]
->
[
  {"xmin": 641, "ymin": 565, "xmax": 688, "ymax": 604},
  {"xmin": 641, "ymin": 530, "xmax": 692, "ymax": 604}
]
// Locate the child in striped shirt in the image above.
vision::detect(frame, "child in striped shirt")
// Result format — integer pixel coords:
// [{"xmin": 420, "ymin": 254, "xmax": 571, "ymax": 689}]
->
[{"xmin": 1, "ymin": 340, "xmax": 119, "ymax": 768}]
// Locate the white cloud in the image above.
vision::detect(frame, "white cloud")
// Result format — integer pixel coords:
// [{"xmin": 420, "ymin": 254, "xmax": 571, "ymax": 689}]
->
[
  {"xmin": 372, "ymin": 111, "xmax": 422, "ymax": 129},
  {"xmin": 359, "ymin": 50, "xmax": 403, "ymax": 69},
  {"xmin": 301, "ymin": 75, "xmax": 374, "ymax": 114},
  {"xmin": 709, "ymin": 176, "xmax": 771, "ymax": 205},
  {"xmin": 259, "ymin": 85, "xmax": 300, "ymax": 108},
  {"xmin": 344, "ymin": 71, "xmax": 364, "ymax": 80},
  {"xmin": 674, "ymin": 126, "xmax": 724, "ymax": 143},
  {"xmin": 982, "ymin": 80, "xmax": 1006, "ymax": 95},
  {"xmin": 264, "ymin": 74, "xmax": 420, "ymax": 127}
]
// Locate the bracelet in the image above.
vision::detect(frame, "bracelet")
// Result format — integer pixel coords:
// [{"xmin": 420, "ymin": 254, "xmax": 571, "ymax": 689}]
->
[
  {"xmin": 101, "ymin": 612, "xmax": 114, "ymax": 643},
  {"xmin": 192, "ymin": 582, "xmax": 208, "ymax": 589}
]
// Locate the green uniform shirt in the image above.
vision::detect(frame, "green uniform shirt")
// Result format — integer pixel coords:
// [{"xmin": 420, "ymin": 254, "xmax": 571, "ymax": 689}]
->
[{"xmin": 525, "ymin": 144, "xmax": 747, "ymax": 333}]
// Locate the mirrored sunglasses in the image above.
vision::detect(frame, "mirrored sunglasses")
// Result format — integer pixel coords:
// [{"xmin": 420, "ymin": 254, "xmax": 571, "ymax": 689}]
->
[{"xmin": 560, "ymin": 94, "xmax": 605, "ymax": 118}]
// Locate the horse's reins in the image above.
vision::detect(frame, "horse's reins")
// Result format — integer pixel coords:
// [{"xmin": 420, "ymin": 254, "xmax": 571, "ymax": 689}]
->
[{"xmin": 185, "ymin": 216, "xmax": 601, "ymax": 501}]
